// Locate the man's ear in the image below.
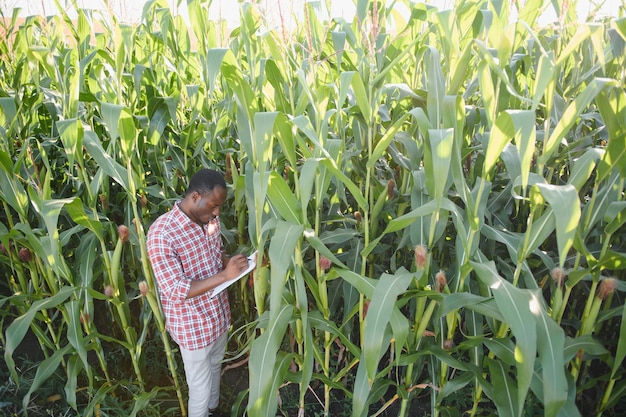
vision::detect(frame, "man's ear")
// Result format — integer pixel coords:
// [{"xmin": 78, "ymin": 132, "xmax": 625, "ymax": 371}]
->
[{"xmin": 190, "ymin": 190, "xmax": 201, "ymax": 203}]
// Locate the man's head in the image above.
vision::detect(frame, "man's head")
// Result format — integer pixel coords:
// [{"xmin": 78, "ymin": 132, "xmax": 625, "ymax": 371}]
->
[{"xmin": 181, "ymin": 169, "xmax": 227, "ymax": 225}]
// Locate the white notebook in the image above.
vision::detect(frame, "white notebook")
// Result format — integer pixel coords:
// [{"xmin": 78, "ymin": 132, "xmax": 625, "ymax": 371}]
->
[{"xmin": 211, "ymin": 251, "xmax": 258, "ymax": 297}]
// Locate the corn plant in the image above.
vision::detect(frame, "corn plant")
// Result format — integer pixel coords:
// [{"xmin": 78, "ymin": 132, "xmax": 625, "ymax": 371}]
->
[{"xmin": 1, "ymin": 0, "xmax": 625, "ymax": 416}]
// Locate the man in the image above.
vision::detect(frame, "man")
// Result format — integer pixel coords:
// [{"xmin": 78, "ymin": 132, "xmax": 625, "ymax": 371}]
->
[{"xmin": 147, "ymin": 168, "xmax": 249, "ymax": 417}]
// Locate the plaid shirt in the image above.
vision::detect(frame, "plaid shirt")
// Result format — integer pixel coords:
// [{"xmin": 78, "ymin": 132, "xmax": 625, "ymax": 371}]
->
[{"xmin": 147, "ymin": 202, "xmax": 231, "ymax": 350}]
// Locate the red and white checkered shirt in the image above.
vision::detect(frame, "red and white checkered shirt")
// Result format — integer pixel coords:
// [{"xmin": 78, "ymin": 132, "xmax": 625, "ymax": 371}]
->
[{"xmin": 147, "ymin": 202, "xmax": 231, "ymax": 350}]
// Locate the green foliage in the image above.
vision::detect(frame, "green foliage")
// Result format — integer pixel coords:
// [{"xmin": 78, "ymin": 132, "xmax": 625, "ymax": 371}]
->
[{"xmin": 1, "ymin": 0, "xmax": 625, "ymax": 416}]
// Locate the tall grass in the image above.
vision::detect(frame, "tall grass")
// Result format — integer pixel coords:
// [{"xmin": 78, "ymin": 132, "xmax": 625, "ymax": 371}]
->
[{"xmin": 1, "ymin": 0, "xmax": 625, "ymax": 416}]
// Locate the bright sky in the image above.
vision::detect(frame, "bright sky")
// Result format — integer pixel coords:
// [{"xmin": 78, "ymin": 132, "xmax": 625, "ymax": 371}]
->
[{"xmin": 1, "ymin": 0, "xmax": 622, "ymax": 27}]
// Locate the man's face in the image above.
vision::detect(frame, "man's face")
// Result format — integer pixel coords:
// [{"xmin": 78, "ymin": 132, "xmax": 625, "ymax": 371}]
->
[{"xmin": 189, "ymin": 187, "xmax": 227, "ymax": 225}]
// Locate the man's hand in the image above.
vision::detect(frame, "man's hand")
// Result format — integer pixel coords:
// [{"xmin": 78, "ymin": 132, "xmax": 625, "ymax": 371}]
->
[{"xmin": 222, "ymin": 254, "xmax": 249, "ymax": 281}]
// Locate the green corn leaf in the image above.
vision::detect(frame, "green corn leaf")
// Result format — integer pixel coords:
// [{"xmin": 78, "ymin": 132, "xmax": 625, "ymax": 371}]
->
[
  {"xmin": 449, "ymin": 41, "xmax": 474, "ymax": 95},
  {"xmin": 308, "ymin": 310, "xmax": 361, "ymax": 357},
  {"xmin": 595, "ymin": 82, "xmax": 626, "ymax": 142},
  {"xmin": 556, "ymin": 23, "xmax": 600, "ymax": 66},
  {"xmin": 513, "ymin": 111, "xmax": 536, "ymax": 194},
  {"xmin": 348, "ymin": 71, "xmax": 371, "ymax": 124},
  {"xmin": 539, "ymin": 78, "xmax": 614, "ymax": 166},
  {"xmin": 305, "ymin": 234, "xmax": 348, "ymax": 269},
  {"xmin": 363, "ymin": 270, "xmax": 414, "ymax": 380},
  {"xmin": 291, "ymin": 116, "xmax": 327, "ymax": 155},
  {"xmin": 484, "ymin": 111, "xmax": 514, "ymax": 180},
  {"xmin": 611, "ymin": 302, "xmax": 626, "ymax": 379},
  {"xmin": 533, "ymin": 292, "xmax": 567, "ymax": 417},
  {"xmin": 0, "ymin": 97, "xmax": 17, "ymax": 128},
  {"xmin": 369, "ymin": 105, "xmax": 435, "ymax": 170},
  {"xmin": 534, "ymin": 184, "xmax": 581, "ymax": 268},
  {"xmin": 221, "ymin": 54, "xmax": 258, "ymax": 122},
  {"xmin": 380, "ymin": 199, "xmax": 440, "ymax": 234},
  {"xmin": 0, "ymin": 149, "xmax": 29, "ymax": 218},
  {"xmin": 352, "ymin": 353, "xmax": 371, "ymax": 417},
  {"xmin": 464, "ymin": 298, "xmax": 505, "ymax": 323},
  {"xmin": 268, "ymin": 221, "xmax": 303, "ymax": 324},
  {"xmin": 437, "ymin": 371, "xmax": 474, "ymax": 403},
  {"xmin": 515, "ymin": 0, "xmax": 545, "ymax": 38},
  {"xmin": 80, "ymin": 382, "xmax": 118, "ymax": 417},
  {"xmin": 472, "ymin": 261, "xmax": 536, "ymax": 416},
  {"xmin": 319, "ymin": 228, "xmax": 360, "ymax": 246},
  {"xmin": 294, "ymin": 69, "xmax": 317, "ymax": 115},
  {"xmin": 338, "ymin": 71, "xmax": 355, "ymax": 111},
  {"xmin": 118, "ymin": 107, "xmax": 137, "ymax": 160},
  {"xmin": 316, "ymin": 140, "xmax": 342, "ymax": 205},
  {"xmin": 567, "ymin": 148, "xmax": 603, "ymax": 191},
  {"xmin": 563, "ymin": 335, "xmax": 609, "ymax": 361},
  {"xmin": 487, "ymin": 357, "xmax": 519, "ymax": 417},
  {"xmin": 65, "ymin": 197, "xmax": 103, "ymax": 240},
  {"xmin": 64, "ymin": 355, "xmax": 82, "ymax": 410},
  {"xmin": 206, "ymin": 48, "xmax": 229, "ymax": 95},
  {"xmin": 356, "ymin": 0, "xmax": 369, "ymax": 22},
  {"xmin": 4, "ymin": 286, "xmax": 75, "ymax": 384},
  {"xmin": 466, "ymin": 176, "xmax": 492, "ymax": 235},
  {"xmin": 129, "ymin": 387, "xmax": 161, "ymax": 417},
  {"xmin": 368, "ymin": 111, "xmax": 410, "ymax": 169},
  {"xmin": 604, "ymin": 202, "xmax": 626, "ymax": 236},
  {"xmin": 147, "ymin": 97, "xmax": 172, "ymax": 145},
  {"xmin": 245, "ymin": 166, "xmax": 265, "ymax": 244},
  {"xmin": 425, "ymin": 128, "xmax": 454, "ymax": 200},
  {"xmin": 519, "ymin": 209, "xmax": 555, "ymax": 263},
  {"xmin": 603, "ymin": 128, "xmax": 626, "ymax": 174},
  {"xmin": 337, "ymin": 268, "xmax": 413, "ymax": 360},
  {"xmin": 331, "ymin": 30, "xmax": 346, "ymax": 64},
  {"xmin": 264, "ymin": 59, "xmax": 290, "ymax": 113},
  {"xmin": 484, "ymin": 338, "xmax": 516, "ymax": 365},
  {"xmin": 187, "ymin": 0, "xmax": 215, "ymax": 50},
  {"xmin": 253, "ymin": 112, "xmax": 278, "ymax": 169},
  {"xmin": 295, "ymin": 270, "xmax": 314, "ymax": 407},
  {"xmin": 425, "ymin": 47, "xmax": 445, "ymax": 128},
  {"xmin": 319, "ymin": 158, "xmax": 368, "ymax": 211},
  {"xmin": 65, "ymin": 299, "xmax": 91, "ymax": 385},
  {"xmin": 439, "ymin": 293, "xmax": 492, "ymax": 317},
  {"xmin": 273, "ymin": 113, "xmax": 297, "ymax": 168},
  {"xmin": 266, "ymin": 171, "xmax": 302, "ymax": 224},
  {"xmin": 596, "ymin": 85, "xmax": 626, "ymax": 180},
  {"xmin": 445, "ymin": 94, "xmax": 471, "ymax": 205},
  {"xmin": 100, "ymin": 102, "xmax": 123, "ymax": 142},
  {"xmin": 477, "ymin": 58, "xmax": 496, "ymax": 125},
  {"xmin": 556, "ymin": 373, "xmax": 582, "ymax": 417},
  {"xmin": 531, "ymin": 51, "xmax": 556, "ymax": 111},
  {"xmin": 83, "ymin": 131, "xmax": 130, "ymax": 192},
  {"xmin": 580, "ymin": 173, "xmax": 622, "ymax": 237},
  {"xmin": 299, "ymin": 158, "xmax": 317, "ymax": 213},
  {"xmin": 28, "ymin": 46, "xmax": 56, "ymax": 82},
  {"xmin": 266, "ymin": 352, "xmax": 295, "ymax": 417},
  {"xmin": 28, "ymin": 190, "xmax": 74, "ymax": 281},
  {"xmin": 247, "ymin": 304, "xmax": 293, "ymax": 417},
  {"xmin": 56, "ymin": 118, "xmax": 83, "ymax": 168},
  {"xmin": 484, "ymin": 110, "xmax": 535, "ymax": 192},
  {"xmin": 428, "ymin": 345, "xmax": 484, "ymax": 374},
  {"xmin": 482, "ymin": 224, "xmax": 522, "ymax": 262},
  {"xmin": 409, "ymin": 106, "xmax": 434, "ymax": 133},
  {"xmin": 388, "ymin": 298, "xmax": 410, "ymax": 363},
  {"xmin": 22, "ymin": 344, "xmax": 72, "ymax": 412}
]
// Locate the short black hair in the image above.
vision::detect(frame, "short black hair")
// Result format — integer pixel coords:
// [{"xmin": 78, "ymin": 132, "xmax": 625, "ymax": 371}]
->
[{"xmin": 186, "ymin": 169, "xmax": 226, "ymax": 195}]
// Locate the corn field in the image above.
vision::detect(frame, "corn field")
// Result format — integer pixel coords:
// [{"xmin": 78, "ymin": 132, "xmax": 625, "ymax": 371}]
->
[{"xmin": 1, "ymin": 0, "xmax": 625, "ymax": 416}]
